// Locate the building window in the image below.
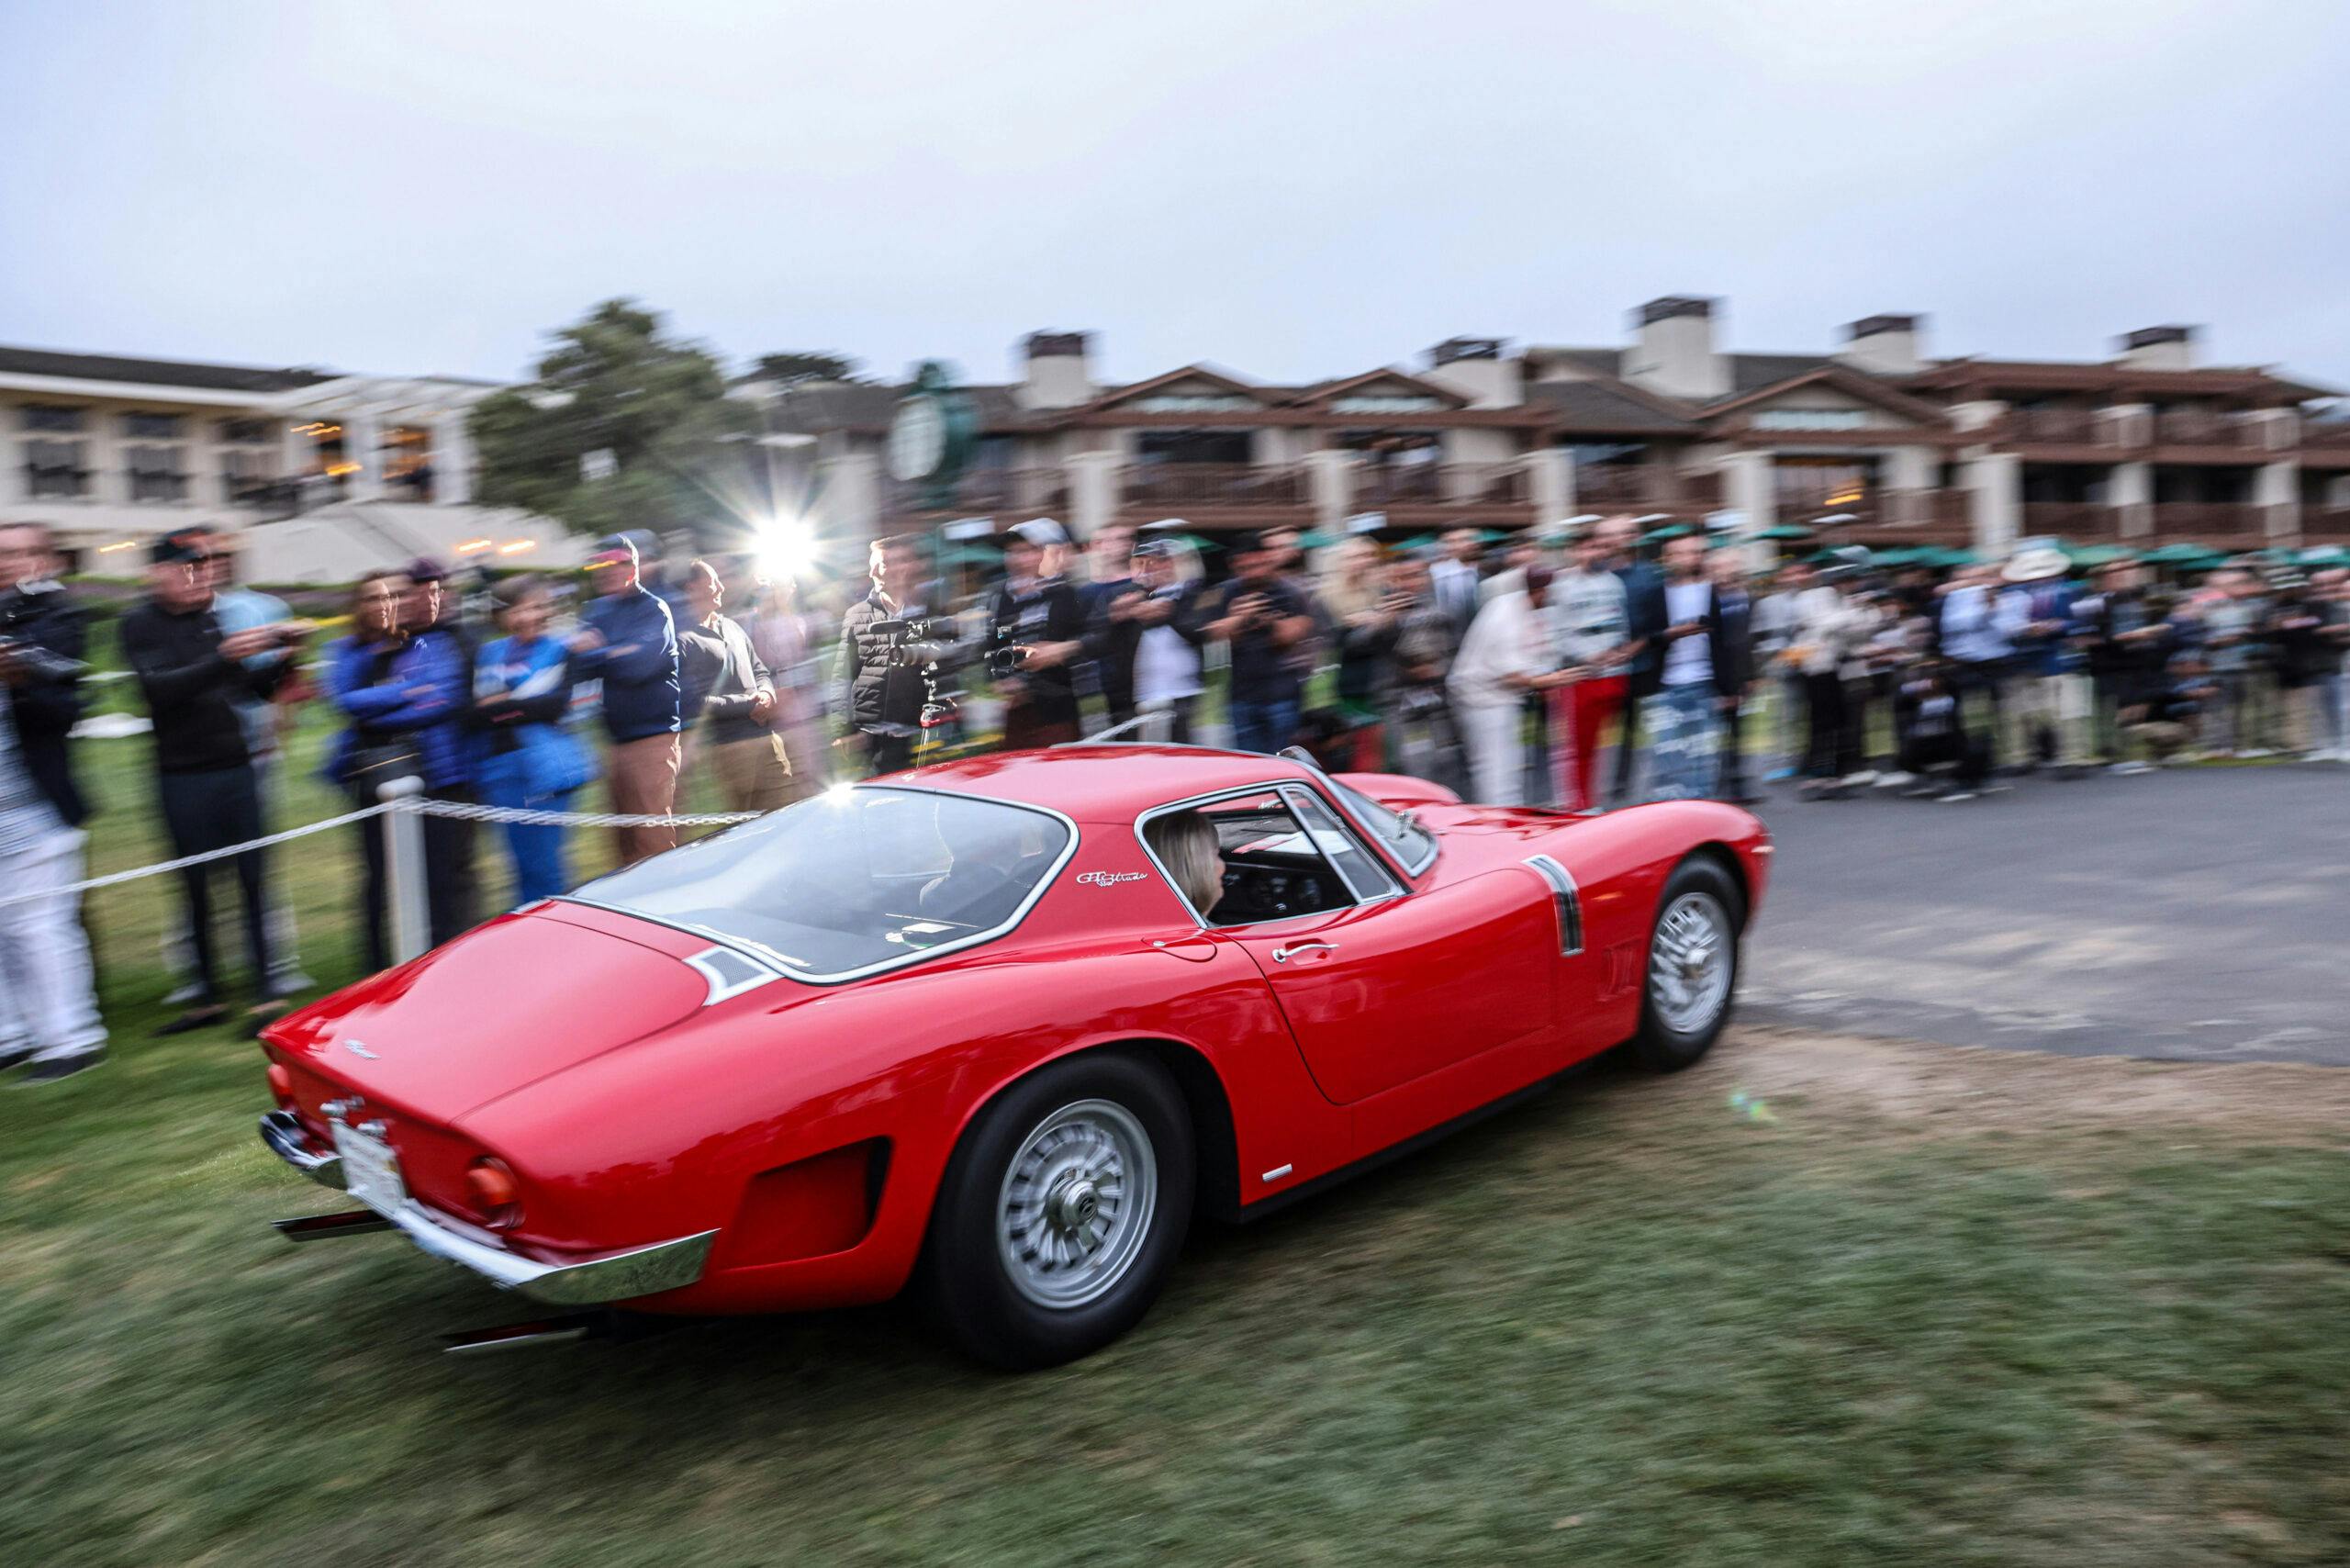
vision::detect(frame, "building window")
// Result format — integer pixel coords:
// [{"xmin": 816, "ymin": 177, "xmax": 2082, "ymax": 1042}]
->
[
  {"xmin": 218, "ymin": 418, "xmax": 273, "ymax": 444},
  {"xmin": 1129, "ymin": 393, "xmax": 1259, "ymax": 413},
  {"xmin": 25, "ymin": 438, "xmax": 90, "ymax": 498},
  {"xmin": 1329, "ymin": 393, "xmax": 1443, "ymax": 414},
  {"xmin": 383, "ymin": 424, "xmax": 435, "ymax": 501},
  {"xmin": 122, "ymin": 412, "xmax": 185, "ymax": 441},
  {"xmin": 127, "ymin": 444, "xmax": 189, "ymax": 502},
  {"xmin": 20, "ymin": 404, "xmax": 87, "ymax": 434},
  {"xmin": 1752, "ymin": 409, "xmax": 1873, "ymax": 431}
]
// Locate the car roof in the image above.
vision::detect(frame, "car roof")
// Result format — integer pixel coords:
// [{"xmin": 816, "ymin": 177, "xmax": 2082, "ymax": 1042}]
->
[{"xmin": 892, "ymin": 745, "xmax": 1319, "ymax": 820}]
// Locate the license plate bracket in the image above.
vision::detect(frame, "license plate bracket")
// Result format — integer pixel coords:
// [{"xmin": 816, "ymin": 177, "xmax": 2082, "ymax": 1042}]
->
[{"xmin": 334, "ymin": 1122, "xmax": 408, "ymax": 1218}]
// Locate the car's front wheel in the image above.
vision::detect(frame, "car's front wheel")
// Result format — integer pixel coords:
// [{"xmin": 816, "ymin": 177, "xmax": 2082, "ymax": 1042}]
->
[
  {"xmin": 919, "ymin": 1052, "xmax": 1194, "ymax": 1369},
  {"xmin": 1628, "ymin": 857, "xmax": 1743, "ymax": 1071}
]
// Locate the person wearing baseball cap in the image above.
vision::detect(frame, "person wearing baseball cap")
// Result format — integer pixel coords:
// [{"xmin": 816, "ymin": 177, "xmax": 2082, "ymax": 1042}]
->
[
  {"xmin": 569, "ymin": 532, "xmax": 683, "ymax": 865},
  {"xmin": 118, "ymin": 527, "xmax": 300, "ymax": 1036},
  {"xmin": 986, "ymin": 520, "xmax": 1087, "ymax": 748}
]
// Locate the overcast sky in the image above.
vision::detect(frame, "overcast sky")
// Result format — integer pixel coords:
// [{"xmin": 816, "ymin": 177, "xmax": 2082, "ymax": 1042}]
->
[{"xmin": 5, "ymin": 0, "xmax": 2346, "ymax": 393}]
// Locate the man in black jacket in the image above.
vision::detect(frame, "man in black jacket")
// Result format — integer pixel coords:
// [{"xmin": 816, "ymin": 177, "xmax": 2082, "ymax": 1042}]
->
[
  {"xmin": 837, "ymin": 533, "xmax": 958, "ymax": 776},
  {"xmin": 1077, "ymin": 522, "xmax": 1140, "ymax": 732},
  {"xmin": 0, "ymin": 522, "xmax": 108, "ymax": 1081},
  {"xmin": 1704, "ymin": 547, "xmax": 1759, "ymax": 802},
  {"xmin": 1601, "ymin": 515, "xmax": 1669, "ymax": 803},
  {"xmin": 119, "ymin": 529, "xmax": 296, "ymax": 1033}
]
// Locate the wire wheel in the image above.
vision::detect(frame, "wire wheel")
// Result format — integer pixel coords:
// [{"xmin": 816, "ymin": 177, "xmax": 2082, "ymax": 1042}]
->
[
  {"xmin": 995, "ymin": 1098, "xmax": 1158, "ymax": 1310},
  {"xmin": 1649, "ymin": 889, "xmax": 1733, "ymax": 1036}
]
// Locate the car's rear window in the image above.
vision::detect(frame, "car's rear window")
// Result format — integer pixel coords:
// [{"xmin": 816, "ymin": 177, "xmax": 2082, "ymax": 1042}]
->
[{"xmin": 569, "ymin": 786, "xmax": 1074, "ymax": 980}]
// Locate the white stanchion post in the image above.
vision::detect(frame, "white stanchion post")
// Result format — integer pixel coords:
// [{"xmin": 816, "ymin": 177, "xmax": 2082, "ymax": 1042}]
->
[{"xmin": 378, "ymin": 776, "xmax": 431, "ymax": 963}]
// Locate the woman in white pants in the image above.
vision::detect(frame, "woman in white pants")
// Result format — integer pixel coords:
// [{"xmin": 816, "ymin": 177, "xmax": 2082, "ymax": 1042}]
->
[{"xmin": 1446, "ymin": 566, "xmax": 1561, "ymax": 805}]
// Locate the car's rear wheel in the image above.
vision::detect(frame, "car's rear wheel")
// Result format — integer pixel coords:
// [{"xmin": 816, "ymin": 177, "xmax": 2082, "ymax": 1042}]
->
[
  {"xmin": 919, "ymin": 1052, "xmax": 1194, "ymax": 1369},
  {"xmin": 1628, "ymin": 857, "xmax": 1743, "ymax": 1072}
]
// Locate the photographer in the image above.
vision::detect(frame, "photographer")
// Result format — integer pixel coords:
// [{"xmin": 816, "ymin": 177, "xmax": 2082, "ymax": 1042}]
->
[
  {"xmin": 1204, "ymin": 530, "xmax": 1315, "ymax": 754},
  {"xmin": 988, "ymin": 519, "xmax": 1087, "ymax": 749},
  {"xmin": 1377, "ymin": 554, "xmax": 1464, "ymax": 794},
  {"xmin": 120, "ymin": 529, "xmax": 300, "ymax": 1034},
  {"xmin": 0, "ymin": 522, "xmax": 106, "ymax": 1083},
  {"xmin": 839, "ymin": 533, "xmax": 958, "ymax": 776},
  {"xmin": 1124, "ymin": 538, "xmax": 1208, "ymax": 741}
]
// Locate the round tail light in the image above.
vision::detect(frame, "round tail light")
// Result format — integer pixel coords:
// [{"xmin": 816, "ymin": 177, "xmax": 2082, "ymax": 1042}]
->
[
  {"xmin": 266, "ymin": 1064, "xmax": 295, "ymax": 1108},
  {"xmin": 465, "ymin": 1159, "xmax": 522, "ymax": 1230}
]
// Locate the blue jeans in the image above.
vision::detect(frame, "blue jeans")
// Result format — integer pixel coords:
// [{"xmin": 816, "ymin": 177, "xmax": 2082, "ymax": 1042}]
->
[
  {"xmin": 1228, "ymin": 695, "xmax": 1302, "ymax": 756},
  {"xmin": 1643, "ymin": 684, "xmax": 1720, "ymax": 801},
  {"xmin": 487, "ymin": 781, "xmax": 574, "ymax": 904}
]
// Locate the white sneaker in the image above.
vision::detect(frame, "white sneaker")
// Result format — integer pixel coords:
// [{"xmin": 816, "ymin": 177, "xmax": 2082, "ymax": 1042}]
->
[
  {"xmin": 1874, "ymin": 770, "xmax": 1914, "ymax": 789},
  {"xmin": 1843, "ymin": 770, "xmax": 1878, "ymax": 787},
  {"xmin": 162, "ymin": 981, "xmax": 203, "ymax": 1007},
  {"xmin": 1938, "ymin": 790, "xmax": 1977, "ymax": 802},
  {"xmin": 2109, "ymin": 760, "xmax": 2154, "ymax": 776},
  {"xmin": 2240, "ymin": 747, "xmax": 2275, "ymax": 760}
]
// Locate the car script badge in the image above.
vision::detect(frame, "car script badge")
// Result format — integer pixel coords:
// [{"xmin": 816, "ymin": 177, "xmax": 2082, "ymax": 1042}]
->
[
  {"xmin": 1075, "ymin": 870, "xmax": 1147, "ymax": 888},
  {"xmin": 343, "ymin": 1040, "xmax": 381, "ymax": 1059}
]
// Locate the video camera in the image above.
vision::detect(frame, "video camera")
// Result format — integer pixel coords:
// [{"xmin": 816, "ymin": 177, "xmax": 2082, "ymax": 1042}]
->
[
  {"xmin": 869, "ymin": 613, "xmax": 959, "ymax": 669},
  {"xmin": 0, "ymin": 633, "xmax": 89, "ymax": 683}
]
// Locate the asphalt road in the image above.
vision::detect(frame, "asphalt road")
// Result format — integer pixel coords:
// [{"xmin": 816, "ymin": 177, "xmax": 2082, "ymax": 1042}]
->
[{"xmin": 1738, "ymin": 761, "xmax": 2350, "ymax": 1066}]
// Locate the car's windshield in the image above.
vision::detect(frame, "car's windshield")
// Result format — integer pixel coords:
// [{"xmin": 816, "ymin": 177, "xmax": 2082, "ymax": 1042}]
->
[
  {"xmin": 1326, "ymin": 778, "xmax": 1438, "ymax": 875},
  {"xmin": 570, "ymin": 786, "xmax": 1073, "ymax": 980}
]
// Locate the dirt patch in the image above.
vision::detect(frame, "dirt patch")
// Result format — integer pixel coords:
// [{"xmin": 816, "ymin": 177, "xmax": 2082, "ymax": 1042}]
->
[{"xmin": 1671, "ymin": 1025, "xmax": 2350, "ymax": 1148}]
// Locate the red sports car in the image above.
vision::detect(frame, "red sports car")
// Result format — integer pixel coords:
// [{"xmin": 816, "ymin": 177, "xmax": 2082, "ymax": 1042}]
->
[{"xmin": 260, "ymin": 745, "xmax": 1769, "ymax": 1367}]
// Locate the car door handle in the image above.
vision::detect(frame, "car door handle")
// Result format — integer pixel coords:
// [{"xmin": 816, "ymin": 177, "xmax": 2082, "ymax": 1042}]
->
[{"xmin": 1271, "ymin": 941, "xmax": 1337, "ymax": 964}]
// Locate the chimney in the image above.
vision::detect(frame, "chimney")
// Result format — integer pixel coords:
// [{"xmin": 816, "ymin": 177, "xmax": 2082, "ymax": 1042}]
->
[
  {"xmin": 2117, "ymin": 325, "xmax": 2196, "ymax": 372},
  {"xmin": 1017, "ymin": 330, "xmax": 1095, "ymax": 409},
  {"xmin": 1624, "ymin": 296, "xmax": 1728, "ymax": 402},
  {"xmin": 1837, "ymin": 314, "xmax": 1924, "ymax": 375},
  {"xmin": 1420, "ymin": 336, "xmax": 1521, "ymax": 408}
]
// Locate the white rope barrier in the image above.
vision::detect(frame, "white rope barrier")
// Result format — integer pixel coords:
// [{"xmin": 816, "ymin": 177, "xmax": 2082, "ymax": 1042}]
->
[
  {"xmin": 0, "ymin": 802, "xmax": 396, "ymax": 911},
  {"xmin": 0, "ymin": 797, "xmax": 761, "ymax": 912}
]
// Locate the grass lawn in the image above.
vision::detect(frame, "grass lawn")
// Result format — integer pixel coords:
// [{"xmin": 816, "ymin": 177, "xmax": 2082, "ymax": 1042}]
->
[{"xmin": 6, "ymin": 699, "xmax": 2346, "ymax": 1565}]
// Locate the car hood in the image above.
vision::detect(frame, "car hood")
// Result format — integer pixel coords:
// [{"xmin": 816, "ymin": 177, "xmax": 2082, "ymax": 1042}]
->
[{"xmin": 265, "ymin": 907, "xmax": 722, "ymax": 1121}]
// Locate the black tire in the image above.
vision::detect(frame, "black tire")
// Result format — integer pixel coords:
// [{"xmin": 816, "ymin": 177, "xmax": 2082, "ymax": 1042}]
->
[
  {"xmin": 1628, "ymin": 856, "xmax": 1745, "ymax": 1073},
  {"xmin": 917, "ymin": 1051, "xmax": 1195, "ymax": 1370}
]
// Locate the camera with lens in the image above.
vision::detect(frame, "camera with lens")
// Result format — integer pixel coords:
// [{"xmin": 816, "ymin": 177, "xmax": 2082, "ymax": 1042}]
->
[
  {"xmin": 0, "ymin": 633, "xmax": 90, "ymax": 683},
  {"xmin": 982, "ymin": 618, "xmax": 1030, "ymax": 681},
  {"xmin": 869, "ymin": 613, "xmax": 957, "ymax": 669}
]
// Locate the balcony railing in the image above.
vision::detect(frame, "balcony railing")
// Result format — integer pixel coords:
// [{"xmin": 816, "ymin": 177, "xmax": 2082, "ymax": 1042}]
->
[
  {"xmin": 1121, "ymin": 463, "xmax": 1305, "ymax": 508},
  {"xmin": 2153, "ymin": 410, "xmax": 2259, "ymax": 449},
  {"xmin": 888, "ymin": 466, "xmax": 1068, "ymax": 516},
  {"xmin": 1572, "ymin": 464, "xmax": 1719, "ymax": 512},
  {"xmin": 2008, "ymin": 408, "xmax": 2109, "ymax": 445},
  {"xmin": 2300, "ymin": 506, "xmax": 2350, "ymax": 542},
  {"xmin": 2147, "ymin": 501, "xmax": 2268, "ymax": 540},
  {"xmin": 1346, "ymin": 461, "xmax": 1536, "ymax": 514},
  {"xmin": 2020, "ymin": 500, "xmax": 2123, "ymax": 542}
]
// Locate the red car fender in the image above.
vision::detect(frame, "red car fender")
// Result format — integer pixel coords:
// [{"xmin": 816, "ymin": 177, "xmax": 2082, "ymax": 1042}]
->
[{"xmin": 454, "ymin": 938, "xmax": 1346, "ymax": 1316}]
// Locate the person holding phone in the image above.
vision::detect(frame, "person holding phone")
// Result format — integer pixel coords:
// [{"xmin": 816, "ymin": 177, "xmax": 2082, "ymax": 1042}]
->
[
  {"xmin": 1204, "ymin": 531, "xmax": 1315, "ymax": 754},
  {"xmin": 119, "ymin": 530, "xmax": 299, "ymax": 1034}
]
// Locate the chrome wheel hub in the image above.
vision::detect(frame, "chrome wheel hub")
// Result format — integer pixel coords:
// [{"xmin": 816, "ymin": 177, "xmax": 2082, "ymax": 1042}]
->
[
  {"xmin": 1649, "ymin": 890, "xmax": 1733, "ymax": 1035},
  {"xmin": 997, "ymin": 1099, "xmax": 1158, "ymax": 1309}
]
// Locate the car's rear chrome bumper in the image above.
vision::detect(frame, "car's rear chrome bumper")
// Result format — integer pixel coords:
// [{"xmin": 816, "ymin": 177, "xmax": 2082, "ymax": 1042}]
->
[{"xmin": 257, "ymin": 1111, "xmax": 716, "ymax": 1305}]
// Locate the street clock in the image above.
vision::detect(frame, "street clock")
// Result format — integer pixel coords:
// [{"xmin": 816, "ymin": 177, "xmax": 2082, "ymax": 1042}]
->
[{"xmin": 887, "ymin": 361, "xmax": 978, "ymax": 507}]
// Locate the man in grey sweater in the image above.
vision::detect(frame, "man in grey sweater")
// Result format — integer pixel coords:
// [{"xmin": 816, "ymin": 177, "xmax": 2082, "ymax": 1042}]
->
[{"xmin": 678, "ymin": 558, "xmax": 792, "ymax": 812}]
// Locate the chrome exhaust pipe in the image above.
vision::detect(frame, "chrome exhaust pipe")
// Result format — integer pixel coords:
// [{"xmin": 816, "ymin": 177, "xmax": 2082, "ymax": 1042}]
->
[{"xmin": 442, "ymin": 1314, "xmax": 608, "ymax": 1356}]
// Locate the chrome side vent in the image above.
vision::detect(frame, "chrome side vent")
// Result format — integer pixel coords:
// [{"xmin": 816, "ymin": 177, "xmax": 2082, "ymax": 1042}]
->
[
  {"xmin": 684, "ymin": 946, "xmax": 781, "ymax": 1006},
  {"xmin": 1525, "ymin": 856, "xmax": 1583, "ymax": 956}
]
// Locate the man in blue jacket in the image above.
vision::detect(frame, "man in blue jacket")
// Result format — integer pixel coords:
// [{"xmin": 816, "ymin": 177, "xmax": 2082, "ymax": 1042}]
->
[{"xmin": 570, "ymin": 534, "xmax": 681, "ymax": 866}]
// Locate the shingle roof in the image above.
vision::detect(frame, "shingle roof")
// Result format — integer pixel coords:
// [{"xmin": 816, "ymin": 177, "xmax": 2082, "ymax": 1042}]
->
[
  {"xmin": 1723, "ymin": 353, "xmax": 1835, "ymax": 398},
  {"xmin": 0, "ymin": 344, "xmax": 335, "ymax": 394},
  {"xmin": 1526, "ymin": 379, "xmax": 1699, "ymax": 431},
  {"xmin": 764, "ymin": 380, "xmax": 1031, "ymax": 435}
]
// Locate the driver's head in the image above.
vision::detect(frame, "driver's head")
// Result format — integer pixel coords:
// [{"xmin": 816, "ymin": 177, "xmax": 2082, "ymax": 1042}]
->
[{"xmin": 1145, "ymin": 810, "xmax": 1225, "ymax": 918}]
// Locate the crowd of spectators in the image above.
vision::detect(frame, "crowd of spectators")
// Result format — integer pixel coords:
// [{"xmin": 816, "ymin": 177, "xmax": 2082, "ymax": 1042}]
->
[{"xmin": 2, "ymin": 509, "xmax": 2345, "ymax": 1087}]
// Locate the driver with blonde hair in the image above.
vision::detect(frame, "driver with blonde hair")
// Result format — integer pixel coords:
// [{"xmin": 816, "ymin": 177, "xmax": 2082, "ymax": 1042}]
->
[{"xmin": 1143, "ymin": 811, "xmax": 1225, "ymax": 918}]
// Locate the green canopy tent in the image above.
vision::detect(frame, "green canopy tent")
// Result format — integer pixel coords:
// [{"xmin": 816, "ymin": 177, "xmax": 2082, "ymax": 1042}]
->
[
  {"xmin": 1293, "ymin": 529, "xmax": 1337, "ymax": 550},
  {"xmin": 1640, "ymin": 523, "xmax": 1695, "ymax": 544},
  {"xmin": 2140, "ymin": 543, "xmax": 2214, "ymax": 564},
  {"xmin": 2064, "ymin": 543, "xmax": 2138, "ymax": 567},
  {"xmin": 1397, "ymin": 533, "xmax": 1438, "ymax": 552},
  {"xmin": 1755, "ymin": 524, "xmax": 1816, "ymax": 542},
  {"xmin": 2296, "ymin": 544, "xmax": 2350, "ymax": 567}
]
